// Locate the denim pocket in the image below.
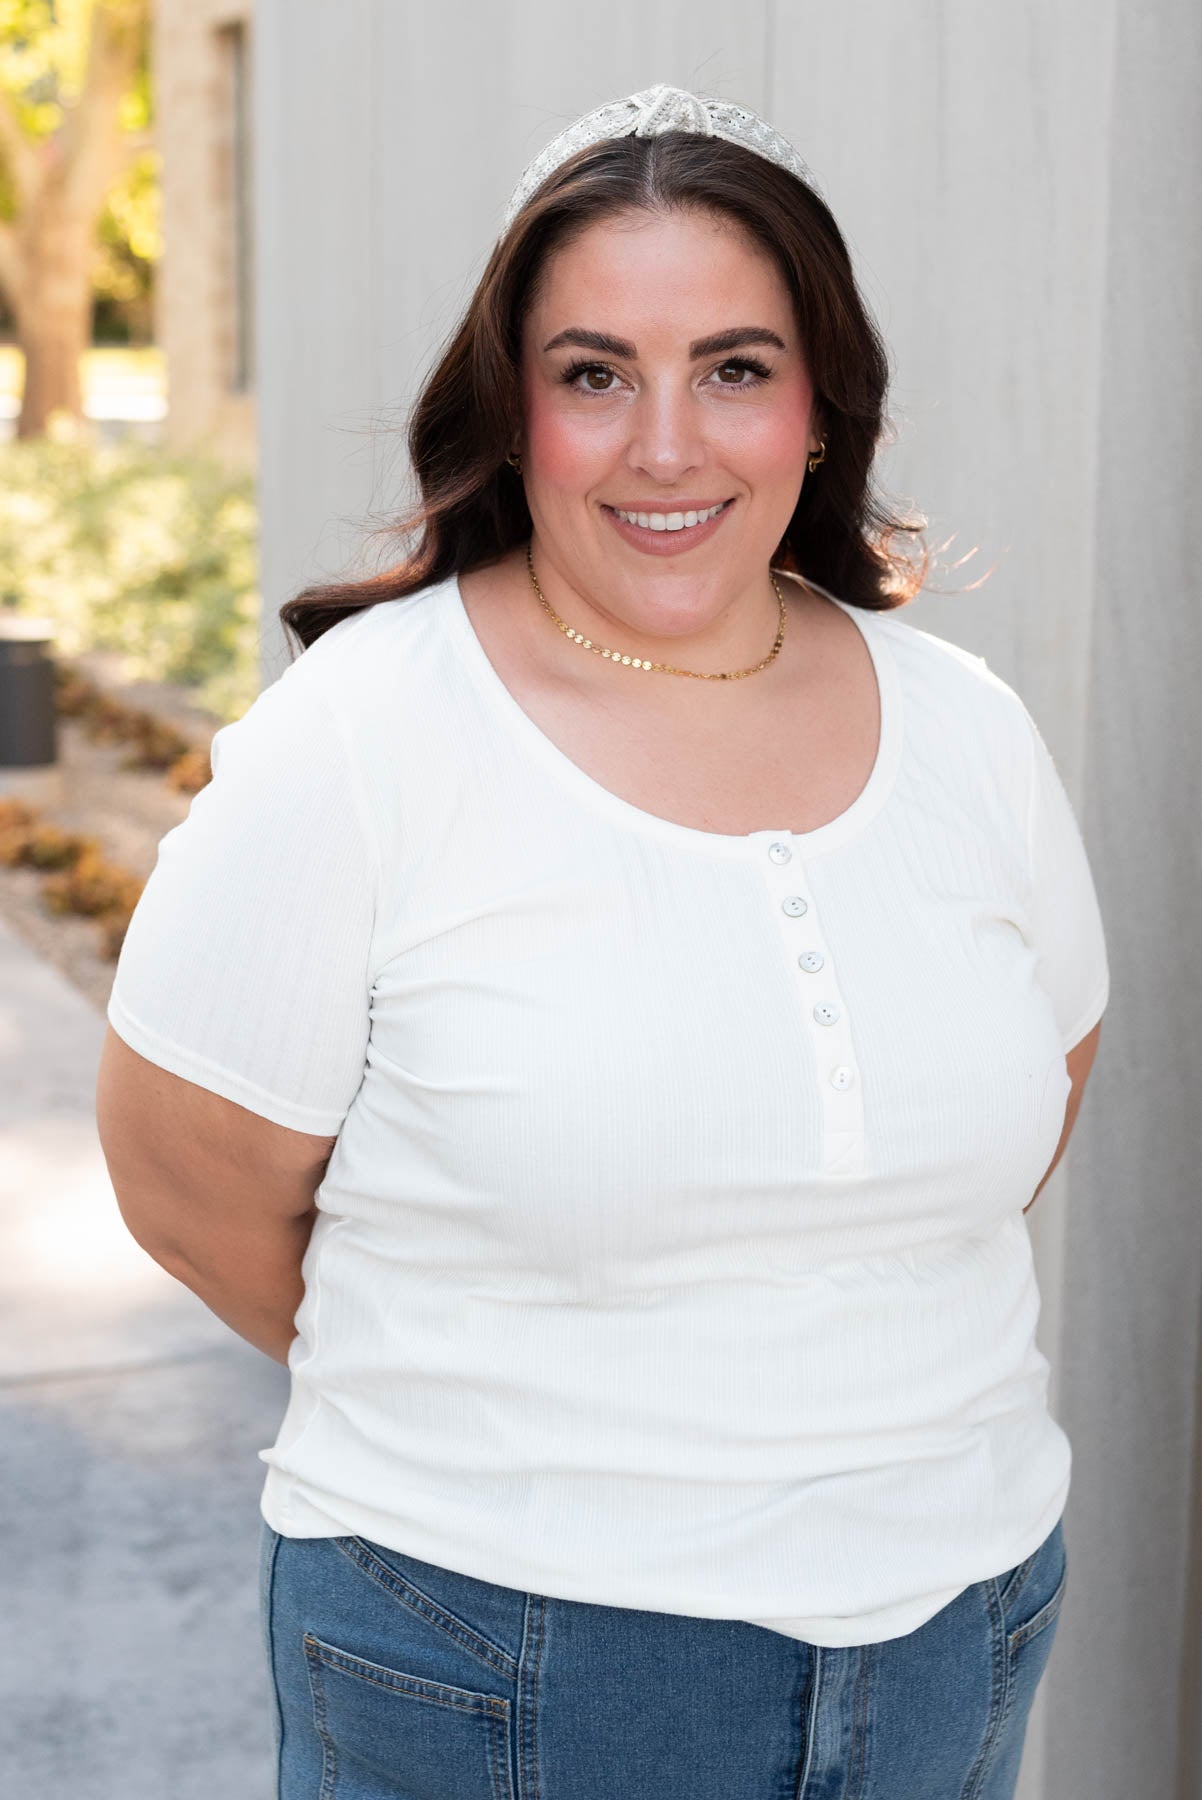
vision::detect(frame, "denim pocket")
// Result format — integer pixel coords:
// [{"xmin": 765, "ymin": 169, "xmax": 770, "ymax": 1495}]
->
[
  {"xmin": 296, "ymin": 1535, "xmax": 522, "ymax": 1800},
  {"xmin": 331, "ymin": 1536, "xmax": 527, "ymax": 1674},
  {"xmin": 303, "ymin": 1631, "xmax": 514, "ymax": 1800},
  {"xmin": 997, "ymin": 1517, "xmax": 1068, "ymax": 1660}
]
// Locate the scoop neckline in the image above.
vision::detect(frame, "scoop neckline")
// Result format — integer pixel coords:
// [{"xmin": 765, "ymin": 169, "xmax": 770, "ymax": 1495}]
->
[{"xmin": 446, "ymin": 565, "xmax": 904, "ymax": 860}]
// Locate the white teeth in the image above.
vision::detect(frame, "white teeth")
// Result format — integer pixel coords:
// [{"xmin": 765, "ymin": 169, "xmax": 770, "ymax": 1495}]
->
[{"xmin": 613, "ymin": 501, "xmax": 728, "ymax": 530}]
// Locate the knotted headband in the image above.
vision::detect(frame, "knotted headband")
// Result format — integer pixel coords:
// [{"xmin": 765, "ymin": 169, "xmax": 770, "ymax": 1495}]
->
[{"xmin": 501, "ymin": 82, "xmax": 824, "ymax": 233}]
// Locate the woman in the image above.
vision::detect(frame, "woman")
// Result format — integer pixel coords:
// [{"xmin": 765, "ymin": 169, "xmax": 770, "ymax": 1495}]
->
[{"xmin": 96, "ymin": 84, "xmax": 1108, "ymax": 1799}]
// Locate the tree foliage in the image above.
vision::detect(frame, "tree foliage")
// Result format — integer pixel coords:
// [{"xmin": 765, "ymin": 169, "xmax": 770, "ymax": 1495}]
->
[
  {"xmin": 0, "ymin": 424, "xmax": 262, "ymax": 721},
  {"xmin": 0, "ymin": 0, "xmax": 154, "ymax": 428},
  {"xmin": 0, "ymin": 0, "xmax": 158, "ymax": 283}
]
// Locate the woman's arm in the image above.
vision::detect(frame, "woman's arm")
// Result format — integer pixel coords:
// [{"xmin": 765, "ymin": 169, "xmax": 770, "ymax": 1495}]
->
[
  {"xmin": 1023, "ymin": 1016, "xmax": 1104, "ymax": 1214},
  {"xmin": 95, "ymin": 1025, "xmax": 338, "ymax": 1364}
]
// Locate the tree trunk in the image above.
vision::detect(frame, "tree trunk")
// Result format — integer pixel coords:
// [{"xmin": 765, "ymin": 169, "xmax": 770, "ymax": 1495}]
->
[
  {"xmin": 15, "ymin": 300, "xmax": 92, "ymax": 439},
  {"xmin": 13, "ymin": 188, "xmax": 95, "ymax": 439}
]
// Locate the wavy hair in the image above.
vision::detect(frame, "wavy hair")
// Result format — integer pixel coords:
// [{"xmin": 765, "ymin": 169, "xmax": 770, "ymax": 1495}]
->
[{"xmin": 280, "ymin": 130, "xmax": 935, "ymax": 654}]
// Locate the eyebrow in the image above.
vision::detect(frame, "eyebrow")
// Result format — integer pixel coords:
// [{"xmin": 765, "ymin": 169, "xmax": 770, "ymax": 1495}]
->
[{"xmin": 540, "ymin": 325, "xmax": 788, "ymax": 359}]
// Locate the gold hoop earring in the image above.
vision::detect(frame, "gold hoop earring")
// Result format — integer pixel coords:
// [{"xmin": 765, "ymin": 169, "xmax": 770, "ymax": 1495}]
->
[
  {"xmin": 506, "ymin": 450, "xmax": 523, "ymax": 473},
  {"xmin": 807, "ymin": 440, "xmax": 827, "ymax": 474}
]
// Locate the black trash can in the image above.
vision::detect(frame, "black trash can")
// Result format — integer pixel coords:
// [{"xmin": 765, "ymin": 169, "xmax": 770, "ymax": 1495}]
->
[{"xmin": 0, "ymin": 616, "xmax": 58, "ymax": 769}]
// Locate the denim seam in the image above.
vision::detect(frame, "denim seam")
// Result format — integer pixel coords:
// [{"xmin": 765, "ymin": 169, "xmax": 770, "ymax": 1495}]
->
[
  {"xmin": 303, "ymin": 1635, "xmax": 338, "ymax": 1800},
  {"xmin": 986, "ymin": 1618, "xmax": 1026, "ymax": 1767},
  {"xmin": 515, "ymin": 1592, "xmax": 548, "ymax": 1800},
  {"xmin": 332, "ymin": 1536, "xmax": 519, "ymax": 1678},
  {"xmin": 998, "ymin": 1549, "xmax": 1040, "ymax": 1615},
  {"xmin": 794, "ymin": 1644, "xmax": 822, "ymax": 1798},
  {"xmin": 958, "ymin": 1577, "xmax": 1011, "ymax": 1799},
  {"xmin": 304, "ymin": 1632, "xmax": 510, "ymax": 1714},
  {"xmin": 847, "ymin": 1642, "xmax": 874, "ymax": 1800},
  {"xmin": 260, "ymin": 1526, "xmax": 285, "ymax": 1800},
  {"xmin": 493, "ymin": 1700, "xmax": 512, "ymax": 1800}
]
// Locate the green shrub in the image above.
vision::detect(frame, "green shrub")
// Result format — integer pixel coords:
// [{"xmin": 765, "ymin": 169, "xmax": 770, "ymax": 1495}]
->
[{"xmin": 0, "ymin": 422, "xmax": 262, "ymax": 723}]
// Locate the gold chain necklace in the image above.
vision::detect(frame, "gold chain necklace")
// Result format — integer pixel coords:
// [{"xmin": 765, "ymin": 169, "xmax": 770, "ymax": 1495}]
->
[{"xmin": 525, "ymin": 539, "xmax": 786, "ymax": 680}]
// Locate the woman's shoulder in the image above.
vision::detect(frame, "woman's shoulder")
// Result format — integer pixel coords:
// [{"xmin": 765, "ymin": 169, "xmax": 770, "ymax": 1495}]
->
[
  {"xmin": 792, "ymin": 574, "xmax": 1002, "ymax": 687},
  {"xmin": 851, "ymin": 596, "xmax": 1033, "ymax": 739},
  {"xmin": 278, "ymin": 573, "xmax": 461, "ymax": 715},
  {"xmin": 292, "ymin": 572, "xmax": 454, "ymax": 666},
  {"xmin": 216, "ymin": 577, "xmax": 465, "ymax": 808}
]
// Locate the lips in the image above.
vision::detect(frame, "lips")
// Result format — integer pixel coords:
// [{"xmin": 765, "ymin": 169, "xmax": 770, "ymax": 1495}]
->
[
  {"xmin": 603, "ymin": 499, "xmax": 733, "ymax": 530},
  {"xmin": 601, "ymin": 496, "xmax": 737, "ymax": 556}
]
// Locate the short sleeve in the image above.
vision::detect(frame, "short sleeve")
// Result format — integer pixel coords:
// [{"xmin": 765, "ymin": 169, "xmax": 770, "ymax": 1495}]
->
[
  {"xmin": 106, "ymin": 667, "xmax": 378, "ymax": 1135},
  {"xmin": 1022, "ymin": 704, "xmax": 1110, "ymax": 1053}
]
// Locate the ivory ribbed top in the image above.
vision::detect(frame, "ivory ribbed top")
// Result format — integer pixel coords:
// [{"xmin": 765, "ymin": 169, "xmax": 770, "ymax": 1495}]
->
[{"xmin": 107, "ymin": 569, "xmax": 1109, "ymax": 1646}]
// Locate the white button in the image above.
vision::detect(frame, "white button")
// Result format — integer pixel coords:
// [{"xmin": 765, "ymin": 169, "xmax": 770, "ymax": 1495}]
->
[
  {"xmin": 781, "ymin": 895, "xmax": 808, "ymax": 917},
  {"xmin": 797, "ymin": 950, "xmax": 824, "ymax": 972},
  {"xmin": 768, "ymin": 840, "xmax": 792, "ymax": 864},
  {"xmin": 829, "ymin": 1065, "xmax": 855, "ymax": 1090},
  {"xmin": 813, "ymin": 1002, "xmax": 841, "ymax": 1026}
]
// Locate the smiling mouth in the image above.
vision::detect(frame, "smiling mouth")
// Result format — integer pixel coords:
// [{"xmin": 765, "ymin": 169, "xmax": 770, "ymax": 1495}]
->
[{"xmin": 601, "ymin": 498, "xmax": 736, "ymax": 533}]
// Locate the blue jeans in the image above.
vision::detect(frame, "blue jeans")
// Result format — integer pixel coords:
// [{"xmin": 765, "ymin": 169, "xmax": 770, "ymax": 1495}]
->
[{"xmin": 259, "ymin": 1512, "xmax": 1066, "ymax": 1798}]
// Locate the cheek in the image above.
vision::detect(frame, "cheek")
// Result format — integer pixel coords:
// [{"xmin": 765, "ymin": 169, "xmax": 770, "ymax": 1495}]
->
[
  {"xmin": 521, "ymin": 378, "xmax": 814, "ymax": 492},
  {"xmin": 523, "ymin": 387, "xmax": 611, "ymax": 494},
  {"xmin": 726, "ymin": 385, "xmax": 813, "ymax": 483}
]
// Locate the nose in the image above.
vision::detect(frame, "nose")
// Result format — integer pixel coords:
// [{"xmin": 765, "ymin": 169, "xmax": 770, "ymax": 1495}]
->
[{"xmin": 624, "ymin": 379, "xmax": 708, "ymax": 486}]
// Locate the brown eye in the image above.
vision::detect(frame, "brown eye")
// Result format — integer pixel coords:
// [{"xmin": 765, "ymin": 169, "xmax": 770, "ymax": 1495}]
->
[
  {"xmin": 559, "ymin": 360, "xmax": 621, "ymax": 393},
  {"xmin": 712, "ymin": 357, "xmax": 773, "ymax": 389}
]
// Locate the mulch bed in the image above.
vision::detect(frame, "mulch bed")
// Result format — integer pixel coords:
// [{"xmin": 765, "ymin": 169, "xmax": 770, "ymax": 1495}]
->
[{"xmin": 0, "ymin": 654, "xmax": 222, "ymax": 1016}]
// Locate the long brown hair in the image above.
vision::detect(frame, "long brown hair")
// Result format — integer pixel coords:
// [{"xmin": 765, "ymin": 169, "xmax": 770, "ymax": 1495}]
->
[{"xmin": 280, "ymin": 131, "xmax": 934, "ymax": 655}]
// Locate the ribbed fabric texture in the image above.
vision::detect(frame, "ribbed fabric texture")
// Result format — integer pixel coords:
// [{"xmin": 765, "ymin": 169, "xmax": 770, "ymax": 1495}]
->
[{"xmin": 107, "ymin": 571, "xmax": 1109, "ymax": 1647}]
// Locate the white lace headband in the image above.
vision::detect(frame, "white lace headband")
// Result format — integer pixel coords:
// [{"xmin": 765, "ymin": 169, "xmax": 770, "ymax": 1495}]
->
[{"xmin": 501, "ymin": 82, "xmax": 824, "ymax": 234}]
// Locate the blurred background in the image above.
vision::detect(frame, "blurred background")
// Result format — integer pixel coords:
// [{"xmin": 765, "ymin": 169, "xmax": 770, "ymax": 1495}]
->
[{"xmin": 0, "ymin": 3, "xmax": 1198, "ymax": 1796}]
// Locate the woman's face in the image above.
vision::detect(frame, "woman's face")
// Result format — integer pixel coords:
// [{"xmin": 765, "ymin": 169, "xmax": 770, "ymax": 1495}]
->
[{"xmin": 517, "ymin": 206, "xmax": 822, "ymax": 658}]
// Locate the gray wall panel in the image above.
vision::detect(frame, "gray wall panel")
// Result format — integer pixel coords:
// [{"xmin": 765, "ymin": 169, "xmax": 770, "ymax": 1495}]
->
[
  {"xmin": 253, "ymin": 7, "xmax": 1202, "ymax": 1791},
  {"xmin": 1048, "ymin": 2, "xmax": 1202, "ymax": 1794}
]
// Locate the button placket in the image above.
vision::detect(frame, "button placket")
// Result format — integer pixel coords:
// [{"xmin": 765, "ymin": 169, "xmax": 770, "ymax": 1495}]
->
[{"xmin": 758, "ymin": 836, "xmax": 867, "ymax": 1177}]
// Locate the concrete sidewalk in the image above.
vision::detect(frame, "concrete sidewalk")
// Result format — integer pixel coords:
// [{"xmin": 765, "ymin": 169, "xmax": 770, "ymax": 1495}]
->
[{"xmin": 0, "ymin": 910, "xmax": 288, "ymax": 1797}]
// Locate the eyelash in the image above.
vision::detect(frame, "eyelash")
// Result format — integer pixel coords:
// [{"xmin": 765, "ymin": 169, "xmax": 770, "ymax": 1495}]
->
[{"xmin": 558, "ymin": 356, "xmax": 774, "ymax": 395}]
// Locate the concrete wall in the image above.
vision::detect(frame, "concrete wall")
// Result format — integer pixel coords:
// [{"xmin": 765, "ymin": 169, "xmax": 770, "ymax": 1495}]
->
[
  {"xmin": 153, "ymin": 0, "xmax": 256, "ymax": 468},
  {"xmin": 252, "ymin": 6, "xmax": 1202, "ymax": 1794}
]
